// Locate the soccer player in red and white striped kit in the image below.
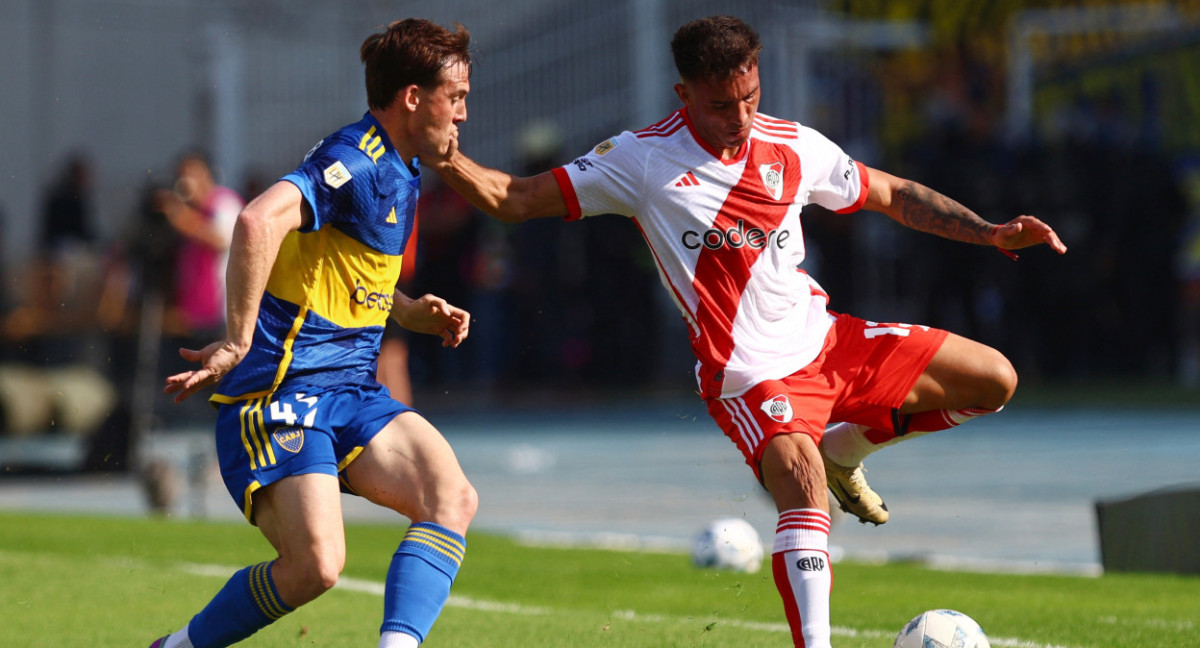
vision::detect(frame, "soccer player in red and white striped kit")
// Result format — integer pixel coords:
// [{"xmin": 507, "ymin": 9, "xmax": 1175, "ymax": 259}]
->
[{"xmin": 432, "ymin": 15, "xmax": 1066, "ymax": 648}]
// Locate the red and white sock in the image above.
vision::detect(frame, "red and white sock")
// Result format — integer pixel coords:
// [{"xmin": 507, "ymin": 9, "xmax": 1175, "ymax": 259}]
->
[
  {"xmin": 772, "ymin": 508, "xmax": 833, "ymax": 648},
  {"xmin": 821, "ymin": 407, "xmax": 1001, "ymax": 466}
]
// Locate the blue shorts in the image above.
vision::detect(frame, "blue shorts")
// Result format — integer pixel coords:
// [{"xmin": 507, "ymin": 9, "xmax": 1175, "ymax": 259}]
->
[{"xmin": 214, "ymin": 382, "xmax": 413, "ymax": 523}]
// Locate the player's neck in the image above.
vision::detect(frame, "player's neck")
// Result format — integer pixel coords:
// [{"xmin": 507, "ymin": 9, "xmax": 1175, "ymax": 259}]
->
[{"xmin": 369, "ymin": 107, "xmax": 414, "ymax": 167}]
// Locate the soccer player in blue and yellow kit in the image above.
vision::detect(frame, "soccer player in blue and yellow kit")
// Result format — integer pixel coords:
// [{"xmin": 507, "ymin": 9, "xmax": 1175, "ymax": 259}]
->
[{"xmin": 152, "ymin": 19, "xmax": 477, "ymax": 648}]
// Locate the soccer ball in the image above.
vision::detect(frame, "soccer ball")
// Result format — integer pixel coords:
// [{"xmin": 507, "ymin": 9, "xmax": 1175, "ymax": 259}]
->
[
  {"xmin": 894, "ymin": 609, "xmax": 990, "ymax": 648},
  {"xmin": 691, "ymin": 517, "xmax": 764, "ymax": 573}
]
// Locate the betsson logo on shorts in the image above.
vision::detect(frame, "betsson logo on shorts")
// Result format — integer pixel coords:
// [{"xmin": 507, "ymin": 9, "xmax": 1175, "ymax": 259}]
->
[
  {"xmin": 682, "ymin": 219, "xmax": 791, "ymax": 251},
  {"xmin": 350, "ymin": 280, "xmax": 393, "ymax": 311}
]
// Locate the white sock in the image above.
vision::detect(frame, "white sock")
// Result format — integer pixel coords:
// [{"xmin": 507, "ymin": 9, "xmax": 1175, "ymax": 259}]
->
[
  {"xmin": 772, "ymin": 509, "xmax": 833, "ymax": 648},
  {"xmin": 162, "ymin": 628, "xmax": 193, "ymax": 648},
  {"xmin": 819, "ymin": 422, "xmax": 878, "ymax": 466},
  {"xmin": 823, "ymin": 407, "xmax": 1004, "ymax": 466},
  {"xmin": 379, "ymin": 630, "xmax": 420, "ymax": 648},
  {"xmin": 822, "ymin": 421, "xmax": 939, "ymax": 466}
]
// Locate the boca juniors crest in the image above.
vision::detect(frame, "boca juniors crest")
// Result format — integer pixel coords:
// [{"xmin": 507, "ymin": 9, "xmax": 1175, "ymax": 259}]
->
[{"xmin": 272, "ymin": 427, "xmax": 305, "ymax": 454}]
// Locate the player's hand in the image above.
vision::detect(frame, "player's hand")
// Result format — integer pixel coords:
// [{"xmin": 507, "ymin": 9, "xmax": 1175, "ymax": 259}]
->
[
  {"xmin": 989, "ymin": 215, "xmax": 1068, "ymax": 254},
  {"xmin": 445, "ymin": 127, "xmax": 460, "ymax": 159},
  {"xmin": 425, "ymin": 127, "xmax": 460, "ymax": 168},
  {"xmin": 393, "ymin": 293, "xmax": 470, "ymax": 348},
  {"xmin": 163, "ymin": 339, "xmax": 248, "ymax": 403}
]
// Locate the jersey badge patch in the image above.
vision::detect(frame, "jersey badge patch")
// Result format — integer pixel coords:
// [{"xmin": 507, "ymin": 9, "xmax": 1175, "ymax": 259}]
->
[
  {"xmin": 272, "ymin": 427, "xmax": 305, "ymax": 454},
  {"xmin": 323, "ymin": 161, "xmax": 352, "ymax": 189},
  {"xmin": 759, "ymin": 162, "xmax": 784, "ymax": 201},
  {"xmin": 386, "ymin": 207, "xmax": 398, "ymax": 224},
  {"xmin": 594, "ymin": 139, "xmax": 618, "ymax": 156},
  {"xmin": 760, "ymin": 394, "xmax": 794, "ymax": 424}
]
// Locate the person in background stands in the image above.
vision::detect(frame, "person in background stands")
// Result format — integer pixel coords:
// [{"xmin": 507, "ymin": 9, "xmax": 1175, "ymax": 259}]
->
[{"xmin": 155, "ymin": 151, "xmax": 243, "ymax": 338}]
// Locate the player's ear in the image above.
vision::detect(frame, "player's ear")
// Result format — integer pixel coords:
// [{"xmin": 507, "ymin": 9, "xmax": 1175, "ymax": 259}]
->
[
  {"xmin": 400, "ymin": 84, "xmax": 421, "ymax": 112},
  {"xmin": 673, "ymin": 82, "xmax": 689, "ymax": 106}
]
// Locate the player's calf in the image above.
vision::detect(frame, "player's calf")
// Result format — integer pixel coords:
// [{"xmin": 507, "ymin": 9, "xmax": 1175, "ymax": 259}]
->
[
  {"xmin": 151, "ymin": 560, "xmax": 295, "ymax": 648},
  {"xmin": 773, "ymin": 508, "xmax": 834, "ymax": 647},
  {"xmin": 379, "ymin": 521, "xmax": 467, "ymax": 647}
]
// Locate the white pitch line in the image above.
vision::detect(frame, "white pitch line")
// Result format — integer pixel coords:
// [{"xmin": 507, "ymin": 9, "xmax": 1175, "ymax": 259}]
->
[{"xmin": 173, "ymin": 561, "xmax": 1084, "ymax": 648}]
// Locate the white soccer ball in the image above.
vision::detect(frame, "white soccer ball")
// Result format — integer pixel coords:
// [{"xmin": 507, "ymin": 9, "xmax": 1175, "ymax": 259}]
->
[
  {"xmin": 894, "ymin": 609, "xmax": 991, "ymax": 648},
  {"xmin": 691, "ymin": 517, "xmax": 764, "ymax": 573}
]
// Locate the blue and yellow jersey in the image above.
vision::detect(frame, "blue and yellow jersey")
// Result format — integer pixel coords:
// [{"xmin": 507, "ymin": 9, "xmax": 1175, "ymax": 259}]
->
[{"xmin": 212, "ymin": 113, "xmax": 418, "ymax": 404}]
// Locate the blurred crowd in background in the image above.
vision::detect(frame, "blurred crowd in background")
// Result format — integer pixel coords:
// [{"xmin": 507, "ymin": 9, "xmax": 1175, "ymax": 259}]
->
[{"xmin": 2, "ymin": 0, "xmax": 1200, "ymax": 472}]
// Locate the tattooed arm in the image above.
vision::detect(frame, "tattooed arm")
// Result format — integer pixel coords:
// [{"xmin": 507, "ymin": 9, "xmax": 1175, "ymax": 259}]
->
[{"xmin": 863, "ymin": 167, "xmax": 1067, "ymax": 254}]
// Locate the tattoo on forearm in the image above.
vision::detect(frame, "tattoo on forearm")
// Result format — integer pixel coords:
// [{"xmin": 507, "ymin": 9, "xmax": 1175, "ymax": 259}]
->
[{"xmin": 894, "ymin": 182, "xmax": 991, "ymax": 244}]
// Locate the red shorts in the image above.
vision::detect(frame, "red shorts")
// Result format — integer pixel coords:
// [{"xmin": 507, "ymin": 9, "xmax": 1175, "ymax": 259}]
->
[{"xmin": 705, "ymin": 312, "xmax": 948, "ymax": 480}]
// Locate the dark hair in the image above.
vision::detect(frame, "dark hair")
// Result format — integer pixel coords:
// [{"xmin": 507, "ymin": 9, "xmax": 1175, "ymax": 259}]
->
[
  {"xmin": 360, "ymin": 19, "xmax": 473, "ymax": 110},
  {"xmin": 670, "ymin": 15, "xmax": 762, "ymax": 82}
]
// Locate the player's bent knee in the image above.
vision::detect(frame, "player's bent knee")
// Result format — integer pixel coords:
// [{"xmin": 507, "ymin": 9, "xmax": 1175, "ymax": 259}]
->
[
  {"xmin": 435, "ymin": 480, "xmax": 479, "ymax": 534},
  {"xmin": 963, "ymin": 343, "xmax": 1018, "ymax": 409},
  {"xmin": 462, "ymin": 481, "xmax": 479, "ymax": 521},
  {"xmin": 987, "ymin": 354, "xmax": 1019, "ymax": 408},
  {"xmin": 303, "ymin": 557, "xmax": 343, "ymax": 599},
  {"xmin": 401, "ymin": 475, "xmax": 478, "ymax": 534},
  {"xmin": 318, "ymin": 552, "xmax": 344, "ymax": 589},
  {"xmin": 275, "ymin": 552, "xmax": 343, "ymax": 606}
]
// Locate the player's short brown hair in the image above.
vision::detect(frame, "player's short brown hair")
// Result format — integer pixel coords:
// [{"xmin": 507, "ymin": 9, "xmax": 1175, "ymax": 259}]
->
[
  {"xmin": 360, "ymin": 18, "xmax": 473, "ymax": 110},
  {"xmin": 670, "ymin": 15, "xmax": 762, "ymax": 83}
]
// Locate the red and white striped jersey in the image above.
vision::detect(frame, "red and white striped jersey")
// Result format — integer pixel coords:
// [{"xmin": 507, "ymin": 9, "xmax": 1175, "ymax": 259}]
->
[{"xmin": 552, "ymin": 108, "xmax": 868, "ymax": 399}]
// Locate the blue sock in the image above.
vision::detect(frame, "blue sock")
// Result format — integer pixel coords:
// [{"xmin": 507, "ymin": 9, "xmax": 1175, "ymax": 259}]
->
[
  {"xmin": 187, "ymin": 561, "xmax": 294, "ymax": 648},
  {"xmin": 380, "ymin": 522, "xmax": 466, "ymax": 642}
]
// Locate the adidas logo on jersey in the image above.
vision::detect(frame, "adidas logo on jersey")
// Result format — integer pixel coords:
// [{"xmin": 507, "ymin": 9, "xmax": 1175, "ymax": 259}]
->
[{"xmin": 674, "ymin": 171, "xmax": 700, "ymax": 188}]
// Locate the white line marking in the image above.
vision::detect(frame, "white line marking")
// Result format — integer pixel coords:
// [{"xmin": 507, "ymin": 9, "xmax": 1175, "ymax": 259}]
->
[{"xmin": 173, "ymin": 561, "xmax": 1084, "ymax": 648}]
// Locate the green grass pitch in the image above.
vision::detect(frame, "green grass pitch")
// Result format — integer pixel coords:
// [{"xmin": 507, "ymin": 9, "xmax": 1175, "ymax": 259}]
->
[{"xmin": 1, "ymin": 511, "xmax": 1196, "ymax": 647}]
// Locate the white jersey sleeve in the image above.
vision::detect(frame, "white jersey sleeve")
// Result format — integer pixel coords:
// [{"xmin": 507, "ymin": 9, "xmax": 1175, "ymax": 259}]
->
[
  {"xmin": 796, "ymin": 127, "xmax": 867, "ymax": 214},
  {"xmin": 552, "ymin": 132, "xmax": 645, "ymax": 220}
]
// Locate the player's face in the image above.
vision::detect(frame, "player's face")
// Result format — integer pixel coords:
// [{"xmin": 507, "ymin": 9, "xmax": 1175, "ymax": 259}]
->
[
  {"xmin": 674, "ymin": 64, "xmax": 761, "ymax": 160},
  {"xmin": 413, "ymin": 60, "xmax": 470, "ymax": 158}
]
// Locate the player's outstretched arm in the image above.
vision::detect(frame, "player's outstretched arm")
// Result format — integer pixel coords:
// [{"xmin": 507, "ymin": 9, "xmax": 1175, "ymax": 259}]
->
[
  {"xmin": 988, "ymin": 214, "xmax": 1068, "ymax": 253},
  {"xmin": 430, "ymin": 145, "xmax": 566, "ymax": 223},
  {"xmin": 163, "ymin": 181, "xmax": 309, "ymax": 402},
  {"xmin": 391, "ymin": 291, "xmax": 470, "ymax": 349},
  {"xmin": 863, "ymin": 166, "xmax": 1067, "ymax": 254}
]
